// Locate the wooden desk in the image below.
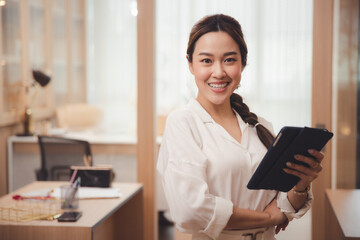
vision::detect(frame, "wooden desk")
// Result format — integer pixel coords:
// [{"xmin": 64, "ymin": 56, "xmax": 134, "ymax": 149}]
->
[
  {"xmin": 0, "ymin": 181, "xmax": 144, "ymax": 240},
  {"xmin": 325, "ymin": 189, "xmax": 360, "ymax": 240},
  {"xmin": 6, "ymin": 134, "xmax": 168, "ymax": 213}
]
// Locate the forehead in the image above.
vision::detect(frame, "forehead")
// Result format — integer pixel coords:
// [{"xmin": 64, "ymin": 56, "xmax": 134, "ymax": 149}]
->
[{"xmin": 193, "ymin": 31, "xmax": 240, "ymax": 54}]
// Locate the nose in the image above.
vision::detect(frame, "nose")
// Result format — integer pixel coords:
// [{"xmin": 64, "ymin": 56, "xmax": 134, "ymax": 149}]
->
[{"xmin": 212, "ymin": 62, "xmax": 226, "ymax": 79}]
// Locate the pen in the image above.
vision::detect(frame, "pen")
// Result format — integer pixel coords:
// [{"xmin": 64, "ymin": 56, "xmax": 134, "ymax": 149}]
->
[
  {"xmin": 69, "ymin": 169, "xmax": 78, "ymax": 185},
  {"xmin": 72, "ymin": 177, "xmax": 81, "ymax": 188}
]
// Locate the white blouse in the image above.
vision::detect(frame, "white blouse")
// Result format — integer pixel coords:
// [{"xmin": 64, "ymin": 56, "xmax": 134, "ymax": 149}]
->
[{"xmin": 157, "ymin": 98, "xmax": 313, "ymax": 240}]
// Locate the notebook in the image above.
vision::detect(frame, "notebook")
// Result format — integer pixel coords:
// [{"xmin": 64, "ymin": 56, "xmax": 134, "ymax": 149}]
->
[{"xmin": 247, "ymin": 126, "xmax": 333, "ymax": 192}]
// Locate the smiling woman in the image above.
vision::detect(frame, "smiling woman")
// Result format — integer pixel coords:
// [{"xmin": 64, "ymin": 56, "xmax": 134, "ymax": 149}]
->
[{"xmin": 157, "ymin": 14, "xmax": 322, "ymax": 240}]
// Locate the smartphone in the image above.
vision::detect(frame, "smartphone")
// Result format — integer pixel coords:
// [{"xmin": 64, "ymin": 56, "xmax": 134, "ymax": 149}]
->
[{"xmin": 57, "ymin": 211, "xmax": 82, "ymax": 222}]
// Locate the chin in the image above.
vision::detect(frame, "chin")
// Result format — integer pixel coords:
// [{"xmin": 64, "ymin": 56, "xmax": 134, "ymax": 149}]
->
[
  {"xmin": 197, "ymin": 90, "xmax": 233, "ymax": 106},
  {"xmin": 208, "ymin": 95, "xmax": 230, "ymax": 105}
]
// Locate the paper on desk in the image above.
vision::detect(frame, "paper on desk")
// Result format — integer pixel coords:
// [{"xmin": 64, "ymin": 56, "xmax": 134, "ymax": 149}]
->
[
  {"xmin": 51, "ymin": 187, "xmax": 123, "ymax": 199},
  {"xmin": 22, "ymin": 187, "xmax": 122, "ymax": 200}
]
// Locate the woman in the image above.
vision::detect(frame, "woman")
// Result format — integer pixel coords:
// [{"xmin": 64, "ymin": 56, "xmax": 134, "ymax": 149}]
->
[{"xmin": 157, "ymin": 14, "xmax": 323, "ymax": 240}]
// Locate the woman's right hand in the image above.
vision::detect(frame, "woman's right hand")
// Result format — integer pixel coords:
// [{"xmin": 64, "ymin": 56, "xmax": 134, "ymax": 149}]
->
[
  {"xmin": 226, "ymin": 199, "xmax": 288, "ymax": 230},
  {"xmin": 263, "ymin": 199, "xmax": 287, "ymax": 226}
]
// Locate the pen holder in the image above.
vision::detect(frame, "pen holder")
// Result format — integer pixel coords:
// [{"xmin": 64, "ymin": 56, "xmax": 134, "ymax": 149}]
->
[{"xmin": 60, "ymin": 185, "xmax": 79, "ymax": 210}]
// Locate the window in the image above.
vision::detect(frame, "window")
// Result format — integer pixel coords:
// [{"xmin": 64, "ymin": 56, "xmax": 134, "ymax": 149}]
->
[
  {"xmin": 155, "ymin": 0, "xmax": 313, "ymax": 134},
  {"xmin": 86, "ymin": 0, "xmax": 138, "ymax": 136}
]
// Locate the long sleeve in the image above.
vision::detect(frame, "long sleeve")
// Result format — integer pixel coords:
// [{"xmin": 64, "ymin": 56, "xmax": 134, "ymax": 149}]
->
[
  {"xmin": 276, "ymin": 188, "xmax": 313, "ymax": 221},
  {"xmin": 157, "ymin": 110, "xmax": 233, "ymax": 239}
]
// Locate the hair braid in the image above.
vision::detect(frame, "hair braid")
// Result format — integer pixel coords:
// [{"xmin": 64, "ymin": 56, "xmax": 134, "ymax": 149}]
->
[{"xmin": 230, "ymin": 93, "xmax": 275, "ymax": 149}]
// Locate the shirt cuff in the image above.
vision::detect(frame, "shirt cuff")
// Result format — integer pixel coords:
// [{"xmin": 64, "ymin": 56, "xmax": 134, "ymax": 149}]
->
[
  {"xmin": 202, "ymin": 197, "xmax": 233, "ymax": 239},
  {"xmin": 277, "ymin": 190, "xmax": 314, "ymax": 221}
]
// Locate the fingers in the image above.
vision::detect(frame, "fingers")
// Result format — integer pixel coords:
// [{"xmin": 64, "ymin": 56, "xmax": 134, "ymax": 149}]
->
[
  {"xmin": 293, "ymin": 154, "xmax": 323, "ymax": 172},
  {"xmin": 285, "ymin": 160, "xmax": 322, "ymax": 176},
  {"xmin": 283, "ymin": 150, "xmax": 325, "ymax": 191},
  {"xmin": 307, "ymin": 149, "xmax": 324, "ymax": 163},
  {"xmin": 283, "ymin": 159, "xmax": 320, "ymax": 189},
  {"xmin": 275, "ymin": 219, "xmax": 289, "ymax": 234},
  {"xmin": 283, "ymin": 166, "xmax": 318, "ymax": 183},
  {"xmin": 282, "ymin": 219, "xmax": 289, "ymax": 229},
  {"xmin": 283, "ymin": 155, "xmax": 322, "ymax": 184},
  {"xmin": 312, "ymin": 162, "xmax": 320, "ymax": 169},
  {"xmin": 275, "ymin": 225, "xmax": 281, "ymax": 234}
]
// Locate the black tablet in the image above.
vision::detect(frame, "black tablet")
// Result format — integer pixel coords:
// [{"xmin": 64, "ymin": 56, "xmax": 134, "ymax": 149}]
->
[{"xmin": 247, "ymin": 126, "xmax": 333, "ymax": 192}]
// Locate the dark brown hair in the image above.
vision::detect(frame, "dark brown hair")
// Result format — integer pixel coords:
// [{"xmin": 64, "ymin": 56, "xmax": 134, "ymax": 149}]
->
[{"xmin": 187, "ymin": 14, "xmax": 274, "ymax": 148}]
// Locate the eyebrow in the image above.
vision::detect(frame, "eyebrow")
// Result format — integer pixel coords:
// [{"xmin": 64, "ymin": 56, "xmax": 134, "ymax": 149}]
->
[{"xmin": 198, "ymin": 51, "xmax": 239, "ymax": 57}]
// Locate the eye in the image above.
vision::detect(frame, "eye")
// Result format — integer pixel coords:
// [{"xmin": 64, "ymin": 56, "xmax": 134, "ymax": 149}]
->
[
  {"xmin": 224, "ymin": 58, "xmax": 236, "ymax": 63},
  {"xmin": 200, "ymin": 58, "xmax": 212, "ymax": 64}
]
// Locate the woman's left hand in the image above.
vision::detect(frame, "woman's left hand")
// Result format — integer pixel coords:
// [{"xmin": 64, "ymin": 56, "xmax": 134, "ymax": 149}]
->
[
  {"xmin": 275, "ymin": 218, "xmax": 289, "ymax": 234},
  {"xmin": 283, "ymin": 149, "xmax": 324, "ymax": 191}
]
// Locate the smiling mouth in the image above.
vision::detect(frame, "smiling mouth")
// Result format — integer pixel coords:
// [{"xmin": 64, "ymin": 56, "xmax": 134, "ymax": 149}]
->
[{"xmin": 208, "ymin": 82, "xmax": 230, "ymax": 89}]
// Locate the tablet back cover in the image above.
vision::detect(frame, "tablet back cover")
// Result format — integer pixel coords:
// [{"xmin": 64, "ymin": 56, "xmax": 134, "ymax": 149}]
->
[{"xmin": 247, "ymin": 126, "xmax": 333, "ymax": 192}]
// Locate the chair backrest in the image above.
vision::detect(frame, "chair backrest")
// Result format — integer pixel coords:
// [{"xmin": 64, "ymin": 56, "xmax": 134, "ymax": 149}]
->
[{"xmin": 36, "ymin": 136, "xmax": 92, "ymax": 181}]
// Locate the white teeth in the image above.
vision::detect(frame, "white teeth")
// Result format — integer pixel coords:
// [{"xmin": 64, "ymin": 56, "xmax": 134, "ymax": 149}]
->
[{"xmin": 209, "ymin": 83, "xmax": 228, "ymax": 88}]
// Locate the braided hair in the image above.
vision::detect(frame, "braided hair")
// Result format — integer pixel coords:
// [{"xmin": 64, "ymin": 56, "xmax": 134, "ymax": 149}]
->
[
  {"xmin": 187, "ymin": 14, "xmax": 275, "ymax": 149},
  {"xmin": 230, "ymin": 93, "xmax": 274, "ymax": 148}
]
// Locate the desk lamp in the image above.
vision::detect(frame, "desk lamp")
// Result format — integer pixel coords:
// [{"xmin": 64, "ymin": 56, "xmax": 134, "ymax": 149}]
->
[{"xmin": 19, "ymin": 70, "xmax": 51, "ymax": 136}]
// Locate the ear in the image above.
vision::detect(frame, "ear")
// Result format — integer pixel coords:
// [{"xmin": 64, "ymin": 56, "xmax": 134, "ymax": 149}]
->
[{"xmin": 186, "ymin": 55, "xmax": 194, "ymax": 74}]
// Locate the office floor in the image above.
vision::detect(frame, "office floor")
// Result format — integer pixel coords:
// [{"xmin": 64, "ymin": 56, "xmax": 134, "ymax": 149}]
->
[{"xmin": 158, "ymin": 210, "xmax": 312, "ymax": 240}]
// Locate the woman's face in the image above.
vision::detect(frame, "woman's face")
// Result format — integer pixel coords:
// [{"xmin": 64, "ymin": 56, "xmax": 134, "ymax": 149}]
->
[{"xmin": 188, "ymin": 31, "xmax": 243, "ymax": 107}]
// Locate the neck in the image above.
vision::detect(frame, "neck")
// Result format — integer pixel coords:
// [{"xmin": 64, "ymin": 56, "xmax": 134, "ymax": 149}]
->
[{"xmin": 196, "ymin": 96, "xmax": 235, "ymax": 120}]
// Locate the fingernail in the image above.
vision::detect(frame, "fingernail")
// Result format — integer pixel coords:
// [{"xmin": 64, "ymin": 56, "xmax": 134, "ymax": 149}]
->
[
  {"xmin": 286, "ymin": 162, "xmax": 292, "ymax": 167},
  {"xmin": 283, "ymin": 168, "xmax": 288, "ymax": 172},
  {"xmin": 294, "ymin": 155, "xmax": 300, "ymax": 160},
  {"xmin": 308, "ymin": 149, "xmax": 315, "ymax": 154}
]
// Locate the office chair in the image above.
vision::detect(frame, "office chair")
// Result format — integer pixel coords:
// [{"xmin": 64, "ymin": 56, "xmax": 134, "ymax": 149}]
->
[{"xmin": 36, "ymin": 135, "xmax": 92, "ymax": 181}]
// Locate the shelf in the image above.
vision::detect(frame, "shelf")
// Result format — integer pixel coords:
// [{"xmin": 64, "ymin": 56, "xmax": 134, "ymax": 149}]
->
[
  {"xmin": 2, "ymin": 55, "xmax": 21, "ymax": 65},
  {"xmin": 1, "ymin": 0, "xmax": 86, "ymax": 126}
]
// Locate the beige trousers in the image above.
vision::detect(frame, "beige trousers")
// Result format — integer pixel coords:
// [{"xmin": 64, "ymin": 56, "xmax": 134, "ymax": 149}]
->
[{"xmin": 175, "ymin": 227, "xmax": 268, "ymax": 240}]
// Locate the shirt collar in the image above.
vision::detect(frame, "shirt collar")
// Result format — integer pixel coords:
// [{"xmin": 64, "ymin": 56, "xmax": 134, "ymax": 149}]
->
[
  {"xmin": 187, "ymin": 98, "xmax": 250, "ymax": 147},
  {"xmin": 187, "ymin": 98, "xmax": 213, "ymax": 123},
  {"xmin": 187, "ymin": 98, "xmax": 250, "ymax": 130}
]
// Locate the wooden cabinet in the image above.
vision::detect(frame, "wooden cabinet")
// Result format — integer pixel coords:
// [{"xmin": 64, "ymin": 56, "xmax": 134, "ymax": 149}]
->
[{"xmin": 0, "ymin": 0, "xmax": 86, "ymax": 128}]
